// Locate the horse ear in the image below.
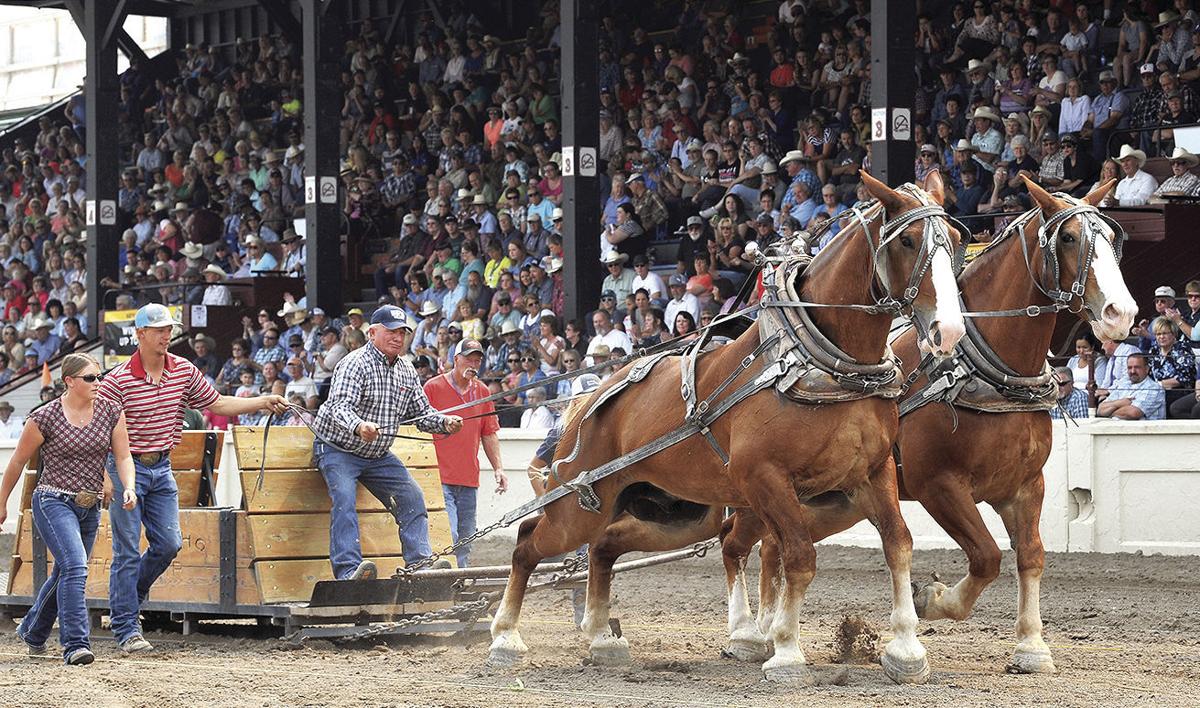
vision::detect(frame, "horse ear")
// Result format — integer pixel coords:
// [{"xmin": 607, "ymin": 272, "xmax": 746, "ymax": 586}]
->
[
  {"xmin": 922, "ymin": 169, "xmax": 946, "ymax": 205},
  {"xmin": 1081, "ymin": 179, "xmax": 1117, "ymax": 207},
  {"xmin": 1022, "ymin": 174, "xmax": 1062, "ymax": 213},
  {"xmin": 859, "ymin": 170, "xmax": 907, "ymax": 214}
]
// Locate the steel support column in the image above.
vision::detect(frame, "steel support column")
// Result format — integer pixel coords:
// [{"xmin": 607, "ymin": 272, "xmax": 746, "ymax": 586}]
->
[
  {"xmin": 869, "ymin": 2, "xmax": 916, "ymax": 185},
  {"xmin": 301, "ymin": 0, "xmax": 345, "ymax": 315},
  {"xmin": 256, "ymin": 0, "xmax": 303, "ymax": 45},
  {"xmin": 79, "ymin": 0, "xmax": 124, "ymax": 336},
  {"xmin": 560, "ymin": 0, "xmax": 601, "ymax": 322}
]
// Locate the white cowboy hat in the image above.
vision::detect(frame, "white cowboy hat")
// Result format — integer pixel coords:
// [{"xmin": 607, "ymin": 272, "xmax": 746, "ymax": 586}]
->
[
  {"xmin": 779, "ymin": 149, "xmax": 809, "ymax": 166},
  {"xmin": 419, "ymin": 300, "xmax": 441, "ymax": 317},
  {"xmin": 180, "ymin": 242, "xmax": 203, "ymax": 259},
  {"xmin": 1113, "ymin": 144, "xmax": 1147, "ymax": 167},
  {"xmin": 966, "ymin": 58, "xmax": 991, "ymax": 74},
  {"xmin": 1156, "ymin": 10, "xmax": 1182, "ymax": 28},
  {"xmin": 202, "ymin": 264, "xmax": 226, "ymax": 278},
  {"xmin": 952, "ymin": 139, "xmax": 977, "ymax": 152},
  {"xmin": 471, "ymin": 194, "xmax": 488, "ymax": 205},
  {"xmin": 276, "ymin": 301, "xmax": 302, "ymax": 318},
  {"xmin": 600, "ymin": 251, "xmax": 628, "ymax": 266},
  {"xmin": 1168, "ymin": 146, "xmax": 1200, "ymax": 166},
  {"xmin": 971, "ymin": 106, "xmax": 1002, "ymax": 123},
  {"xmin": 173, "ymin": 201, "xmax": 190, "ymax": 213},
  {"xmin": 500, "ymin": 321, "xmax": 521, "ymax": 336}
]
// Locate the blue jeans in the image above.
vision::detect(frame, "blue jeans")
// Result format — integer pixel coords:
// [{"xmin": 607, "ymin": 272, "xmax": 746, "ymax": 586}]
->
[
  {"xmin": 19, "ymin": 490, "xmax": 100, "ymax": 658},
  {"xmin": 314, "ymin": 441, "xmax": 431, "ymax": 579},
  {"xmin": 107, "ymin": 455, "xmax": 183, "ymax": 643},
  {"xmin": 441, "ymin": 484, "xmax": 477, "ymax": 568}
]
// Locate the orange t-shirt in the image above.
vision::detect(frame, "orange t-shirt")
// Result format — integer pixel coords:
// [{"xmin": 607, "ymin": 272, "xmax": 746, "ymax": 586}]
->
[{"xmin": 423, "ymin": 373, "xmax": 500, "ymax": 487}]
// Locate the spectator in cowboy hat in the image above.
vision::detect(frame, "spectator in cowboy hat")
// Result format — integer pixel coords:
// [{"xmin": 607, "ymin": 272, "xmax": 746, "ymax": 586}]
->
[
  {"xmin": 1154, "ymin": 147, "xmax": 1200, "ymax": 198},
  {"xmin": 600, "ymin": 251, "xmax": 635, "ymax": 304},
  {"xmin": 200, "ymin": 264, "xmax": 231, "ymax": 306},
  {"xmin": 969, "ymin": 106, "xmax": 1004, "ymax": 172},
  {"xmin": 1112, "ymin": 144, "xmax": 1158, "ymax": 205},
  {"xmin": 1087, "ymin": 71, "xmax": 1130, "ymax": 161}
]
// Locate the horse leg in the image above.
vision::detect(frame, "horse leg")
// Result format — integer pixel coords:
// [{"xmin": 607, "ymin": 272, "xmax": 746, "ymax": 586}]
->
[
  {"xmin": 584, "ymin": 512, "xmax": 720, "ymax": 666},
  {"xmin": 854, "ymin": 460, "xmax": 930, "ymax": 685},
  {"xmin": 995, "ymin": 477, "xmax": 1057, "ymax": 675},
  {"xmin": 719, "ymin": 511, "xmax": 771, "ymax": 662},
  {"xmin": 908, "ymin": 478, "xmax": 1002, "ymax": 622},
  {"xmin": 742, "ymin": 470, "xmax": 818, "ymax": 685},
  {"xmin": 489, "ymin": 509, "xmax": 597, "ymax": 666}
]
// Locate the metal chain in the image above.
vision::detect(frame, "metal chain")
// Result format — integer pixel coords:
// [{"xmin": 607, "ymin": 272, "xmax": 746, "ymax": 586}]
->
[
  {"xmin": 393, "ymin": 518, "xmax": 511, "ymax": 576},
  {"xmin": 331, "ymin": 592, "xmax": 501, "ymax": 643}
]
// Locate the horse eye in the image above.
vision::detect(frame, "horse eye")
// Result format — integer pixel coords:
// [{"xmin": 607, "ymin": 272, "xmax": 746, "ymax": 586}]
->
[
  {"xmin": 1061, "ymin": 233, "xmax": 1076, "ymax": 244},
  {"xmin": 900, "ymin": 236, "xmax": 915, "ymax": 249}
]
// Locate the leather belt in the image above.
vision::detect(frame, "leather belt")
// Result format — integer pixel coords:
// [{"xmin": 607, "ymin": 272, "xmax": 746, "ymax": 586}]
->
[{"xmin": 134, "ymin": 451, "xmax": 169, "ymax": 466}]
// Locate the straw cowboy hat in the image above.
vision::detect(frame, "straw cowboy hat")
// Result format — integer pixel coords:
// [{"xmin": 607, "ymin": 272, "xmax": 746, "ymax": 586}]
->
[
  {"xmin": 600, "ymin": 251, "xmax": 628, "ymax": 266},
  {"xmin": 276, "ymin": 301, "xmax": 304, "ymax": 318},
  {"xmin": 202, "ymin": 264, "xmax": 226, "ymax": 278},
  {"xmin": 500, "ymin": 321, "xmax": 521, "ymax": 336},
  {"xmin": 1114, "ymin": 144, "xmax": 1147, "ymax": 167},
  {"xmin": 952, "ymin": 139, "xmax": 977, "ymax": 152},
  {"xmin": 971, "ymin": 106, "xmax": 1002, "ymax": 124},
  {"xmin": 1168, "ymin": 147, "xmax": 1200, "ymax": 166},
  {"xmin": 180, "ymin": 242, "xmax": 203, "ymax": 259},
  {"xmin": 1156, "ymin": 10, "xmax": 1182, "ymax": 28},
  {"xmin": 419, "ymin": 300, "xmax": 441, "ymax": 317},
  {"xmin": 966, "ymin": 58, "xmax": 991, "ymax": 74}
]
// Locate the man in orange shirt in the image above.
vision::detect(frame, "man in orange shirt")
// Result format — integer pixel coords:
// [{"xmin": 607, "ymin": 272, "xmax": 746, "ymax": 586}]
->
[{"xmin": 423, "ymin": 339, "xmax": 507, "ymax": 567}]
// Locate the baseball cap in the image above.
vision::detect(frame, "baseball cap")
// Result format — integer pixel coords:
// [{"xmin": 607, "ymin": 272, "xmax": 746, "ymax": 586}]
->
[
  {"xmin": 370, "ymin": 305, "xmax": 412, "ymax": 330},
  {"xmin": 755, "ymin": 211, "xmax": 774, "ymax": 224},
  {"xmin": 455, "ymin": 339, "xmax": 485, "ymax": 357},
  {"xmin": 1155, "ymin": 286, "xmax": 1177, "ymax": 299},
  {"xmin": 1138, "ymin": 63, "xmax": 1155, "ymax": 75},
  {"xmin": 686, "ymin": 215, "xmax": 704, "ymax": 227},
  {"xmin": 570, "ymin": 373, "xmax": 602, "ymax": 396},
  {"xmin": 669, "ymin": 273, "xmax": 687, "ymax": 286},
  {"xmin": 601, "ymin": 289, "xmax": 617, "ymax": 299},
  {"xmin": 347, "ymin": 307, "xmax": 364, "ymax": 316},
  {"xmin": 402, "ymin": 213, "xmax": 418, "ymax": 225},
  {"xmin": 134, "ymin": 303, "xmax": 181, "ymax": 329}
]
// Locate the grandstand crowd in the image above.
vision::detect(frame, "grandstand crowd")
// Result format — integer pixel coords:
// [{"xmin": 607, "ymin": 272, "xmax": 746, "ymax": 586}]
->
[{"xmin": 2, "ymin": 0, "xmax": 1200, "ymax": 425}]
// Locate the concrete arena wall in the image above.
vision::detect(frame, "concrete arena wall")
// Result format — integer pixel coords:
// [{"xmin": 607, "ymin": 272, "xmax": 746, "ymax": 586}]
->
[{"xmin": 4, "ymin": 420, "xmax": 1198, "ymax": 556}]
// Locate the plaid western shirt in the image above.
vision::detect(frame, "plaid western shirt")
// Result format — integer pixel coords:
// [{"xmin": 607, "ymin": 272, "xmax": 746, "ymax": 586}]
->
[
  {"xmin": 1050, "ymin": 388, "xmax": 1090, "ymax": 420},
  {"xmin": 313, "ymin": 341, "xmax": 453, "ymax": 459}
]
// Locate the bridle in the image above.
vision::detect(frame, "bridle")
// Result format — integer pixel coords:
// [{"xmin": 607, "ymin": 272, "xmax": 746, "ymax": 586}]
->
[
  {"xmin": 1026, "ymin": 195, "xmax": 1125, "ymax": 322},
  {"xmin": 840, "ymin": 183, "xmax": 968, "ymax": 323}
]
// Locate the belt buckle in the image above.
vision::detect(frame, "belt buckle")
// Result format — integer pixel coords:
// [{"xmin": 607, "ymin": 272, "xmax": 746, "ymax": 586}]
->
[{"xmin": 74, "ymin": 490, "xmax": 99, "ymax": 509}]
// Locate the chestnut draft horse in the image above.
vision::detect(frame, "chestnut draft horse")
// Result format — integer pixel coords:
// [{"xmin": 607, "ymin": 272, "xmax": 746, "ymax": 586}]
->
[
  {"xmin": 488, "ymin": 171, "xmax": 967, "ymax": 685},
  {"xmin": 703, "ymin": 177, "xmax": 1135, "ymax": 673}
]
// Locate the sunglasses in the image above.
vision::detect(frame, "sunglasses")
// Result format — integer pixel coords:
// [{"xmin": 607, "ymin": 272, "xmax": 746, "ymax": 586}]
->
[
  {"xmin": 73, "ymin": 374, "xmax": 104, "ymax": 383},
  {"xmin": 1188, "ymin": 294, "xmax": 1200, "ymax": 299},
  {"xmin": 507, "ymin": 358, "xmax": 519, "ymax": 363},
  {"xmin": 520, "ymin": 357, "xmax": 536, "ymax": 362}
]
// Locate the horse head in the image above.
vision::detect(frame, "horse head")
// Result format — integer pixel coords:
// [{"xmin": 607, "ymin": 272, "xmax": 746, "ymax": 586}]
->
[
  {"xmin": 860, "ymin": 169, "xmax": 965, "ymax": 357},
  {"xmin": 1022, "ymin": 176, "xmax": 1138, "ymax": 341}
]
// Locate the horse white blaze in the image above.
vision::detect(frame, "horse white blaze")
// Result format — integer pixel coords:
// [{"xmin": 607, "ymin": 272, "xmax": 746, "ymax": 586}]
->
[
  {"xmin": 1088, "ymin": 234, "xmax": 1137, "ymax": 341},
  {"xmin": 928, "ymin": 248, "xmax": 966, "ymax": 356}
]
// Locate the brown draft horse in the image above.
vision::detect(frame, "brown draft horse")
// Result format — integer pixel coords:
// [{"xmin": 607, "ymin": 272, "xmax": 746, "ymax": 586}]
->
[
  {"xmin": 488, "ymin": 170, "xmax": 967, "ymax": 685},
  {"xmin": 593, "ymin": 177, "xmax": 1136, "ymax": 674}
]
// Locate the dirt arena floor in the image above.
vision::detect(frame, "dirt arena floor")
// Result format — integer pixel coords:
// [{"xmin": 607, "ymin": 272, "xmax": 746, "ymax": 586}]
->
[{"xmin": 1, "ymin": 538, "xmax": 1199, "ymax": 707}]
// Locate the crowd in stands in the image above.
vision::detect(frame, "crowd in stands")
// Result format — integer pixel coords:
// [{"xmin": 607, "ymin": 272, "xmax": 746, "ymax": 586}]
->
[{"xmin": 5, "ymin": 0, "xmax": 1200, "ymax": 427}]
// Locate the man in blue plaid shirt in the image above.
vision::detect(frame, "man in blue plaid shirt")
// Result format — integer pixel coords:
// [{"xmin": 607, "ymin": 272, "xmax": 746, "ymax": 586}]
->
[
  {"xmin": 313, "ymin": 305, "xmax": 464, "ymax": 581},
  {"xmin": 1050, "ymin": 366, "xmax": 1090, "ymax": 420}
]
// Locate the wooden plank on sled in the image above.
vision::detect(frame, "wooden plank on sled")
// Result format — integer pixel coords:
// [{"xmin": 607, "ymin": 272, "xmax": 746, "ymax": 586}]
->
[
  {"xmin": 240, "ymin": 467, "xmax": 444, "ymax": 514},
  {"xmin": 245, "ymin": 510, "xmax": 454, "ymax": 561},
  {"xmin": 10, "ymin": 558, "xmax": 256, "ymax": 604},
  {"xmin": 232, "ymin": 426, "xmax": 438, "ymax": 470}
]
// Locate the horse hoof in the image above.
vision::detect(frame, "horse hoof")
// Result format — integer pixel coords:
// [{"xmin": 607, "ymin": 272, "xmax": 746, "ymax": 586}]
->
[
  {"xmin": 722, "ymin": 638, "xmax": 772, "ymax": 662},
  {"xmin": 762, "ymin": 662, "xmax": 814, "ymax": 686},
  {"xmin": 1007, "ymin": 645, "xmax": 1057, "ymax": 674},
  {"xmin": 487, "ymin": 636, "xmax": 528, "ymax": 668},
  {"xmin": 881, "ymin": 652, "xmax": 931, "ymax": 685},
  {"xmin": 912, "ymin": 581, "xmax": 948, "ymax": 620},
  {"xmin": 588, "ymin": 637, "xmax": 631, "ymax": 666}
]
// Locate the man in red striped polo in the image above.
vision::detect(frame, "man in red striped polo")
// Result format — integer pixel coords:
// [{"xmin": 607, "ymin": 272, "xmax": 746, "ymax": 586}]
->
[{"xmin": 98, "ymin": 303, "xmax": 286, "ymax": 653}]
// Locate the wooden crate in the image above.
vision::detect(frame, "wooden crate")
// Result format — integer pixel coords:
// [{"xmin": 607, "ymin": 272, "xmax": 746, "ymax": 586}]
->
[
  {"xmin": 16, "ymin": 510, "xmax": 252, "ymax": 568},
  {"xmin": 9, "ymin": 557, "xmax": 257, "ymax": 605},
  {"xmin": 232, "ymin": 426, "xmax": 456, "ymax": 603}
]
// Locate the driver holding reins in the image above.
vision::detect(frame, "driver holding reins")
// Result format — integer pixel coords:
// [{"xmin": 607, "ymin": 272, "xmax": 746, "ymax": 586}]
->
[{"xmin": 312, "ymin": 305, "xmax": 463, "ymax": 581}]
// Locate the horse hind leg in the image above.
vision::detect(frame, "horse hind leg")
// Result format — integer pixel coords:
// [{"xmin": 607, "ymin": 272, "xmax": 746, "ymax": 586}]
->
[
  {"xmin": 995, "ymin": 477, "xmax": 1057, "ymax": 675},
  {"xmin": 908, "ymin": 477, "xmax": 1002, "ymax": 623},
  {"xmin": 719, "ymin": 510, "xmax": 771, "ymax": 662},
  {"xmin": 853, "ymin": 458, "xmax": 930, "ymax": 685}
]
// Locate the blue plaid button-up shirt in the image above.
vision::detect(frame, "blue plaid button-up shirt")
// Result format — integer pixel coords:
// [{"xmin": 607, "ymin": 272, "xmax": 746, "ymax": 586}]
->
[
  {"xmin": 313, "ymin": 342, "xmax": 453, "ymax": 458},
  {"xmin": 1050, "ymin": 387, "xmax": 1090, "ymax": 420}
]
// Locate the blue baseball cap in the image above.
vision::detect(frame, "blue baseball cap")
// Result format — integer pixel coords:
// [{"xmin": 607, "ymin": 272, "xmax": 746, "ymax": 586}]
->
[
  {"xmin": 134, "ymin": 303, "xmax": 181, "ymax": 328},
  {"xmin": 369, "ymin": 305, "xmax": 413, "ymax": 331}
]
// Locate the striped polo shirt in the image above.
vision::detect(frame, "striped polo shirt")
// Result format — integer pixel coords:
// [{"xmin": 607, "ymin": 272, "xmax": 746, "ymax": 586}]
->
[{"xmin": 98, "ymin": 350, "xmax": 221, "ymax": 454}]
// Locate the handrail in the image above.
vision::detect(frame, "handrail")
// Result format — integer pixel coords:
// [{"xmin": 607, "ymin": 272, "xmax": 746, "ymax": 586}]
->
[{"xmin": 1103, "ymin": 120, "xmax": 1200, "ymax": 160}]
